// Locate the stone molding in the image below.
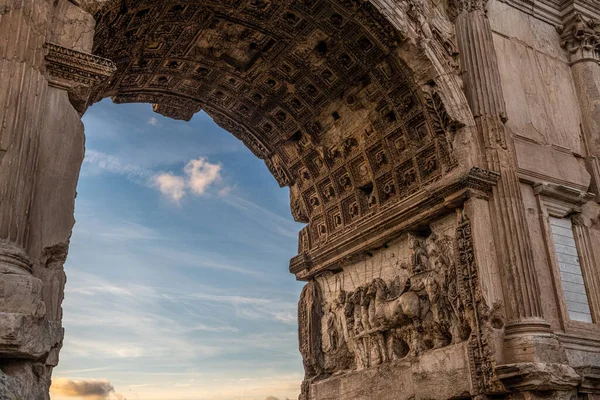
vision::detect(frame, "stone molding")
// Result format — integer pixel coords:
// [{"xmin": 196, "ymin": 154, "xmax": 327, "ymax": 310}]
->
[
  {"xmin": 290, "ymin": 167, "xmax": 499, "ymax": 279},
  {"xmin": 44, "ymin": 42, "xmax": 116, "ymax": 89},
  {"xmin": 576, "ymin": 366, "xmax": 600, "ymax": 393},
  {"xmin": 0, "ymin": 242, "xmax": 32, "ymax": 274},
  {"xmin": 534, "ymin": 183, "xmax": 596, "ymax": 216},
  {"xmin": 496, "ymin": 362, "xmax": 582, "ymax": 392},
  {"xmin": 497, "ymin": 0, "xmax": 600, "ymax": 27},
  {"xmin": 557, "ymin": 14, "xmax": 600, "ymax": 64}
]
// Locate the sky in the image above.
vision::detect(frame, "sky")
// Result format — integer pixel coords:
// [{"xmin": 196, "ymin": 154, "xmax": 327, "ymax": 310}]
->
[{"xmin": 50, "ymin": 99, "xmax": 305, "ymax": 400}]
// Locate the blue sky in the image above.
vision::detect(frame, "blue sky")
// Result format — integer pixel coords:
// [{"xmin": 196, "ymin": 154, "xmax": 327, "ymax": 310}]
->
[{"xmin": 50, "ymin": 99, "xmax": 305, "ymax": 400}]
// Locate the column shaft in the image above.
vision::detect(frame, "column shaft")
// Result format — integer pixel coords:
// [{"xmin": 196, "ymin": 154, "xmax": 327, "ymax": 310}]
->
[{"xmin": 455, "ymin": 10, "xmax": 546, "ymax": 324}]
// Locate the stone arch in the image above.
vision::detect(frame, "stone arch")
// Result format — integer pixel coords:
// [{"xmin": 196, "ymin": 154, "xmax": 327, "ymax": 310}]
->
[
  {"xmin": 85, "ymin": 0, "xmax": 480, "ymax": 273},
  {"xmin": 0, "ymin": 0, "xmax": 495, "ymax": 398}
]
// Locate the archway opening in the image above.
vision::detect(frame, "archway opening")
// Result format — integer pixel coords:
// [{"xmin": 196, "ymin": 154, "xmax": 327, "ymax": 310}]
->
[
  {"xmin": 53, "ymin": 0, "xmax": 473, "ymax": 398},
  {"xmin": 51, "ymin": 100, "xmax": 306, "ymax": 400}
]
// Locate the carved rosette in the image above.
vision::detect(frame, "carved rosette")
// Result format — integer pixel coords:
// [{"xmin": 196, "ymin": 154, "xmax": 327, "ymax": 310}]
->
[
  {"xmin": 44, "ymin": 43, "xmax": 116, "ymax": 88},
  {"xmin": 557, "ymin": 14, "xmax": 600, "ymax": 65}
]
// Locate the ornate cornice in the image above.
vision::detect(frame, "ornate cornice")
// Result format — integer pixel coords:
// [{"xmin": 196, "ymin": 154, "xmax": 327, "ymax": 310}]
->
[
  {"xmin": 557, "ymin": 13, "xmax": 600, "ymax": 64},
  {"xmin": 496, "ymin": 363, "xmax": 582, "ymax": 392},
  {"xmin": 575, "ymin": 366, "xmax": 600, "ymax": 393},
  {"xmin": 44, "ymin": 42, "xmax": 116, "ymax": 89},
  {"xmin": 290, "ymin": 167, "xmax": 499, "ymax": 279}
]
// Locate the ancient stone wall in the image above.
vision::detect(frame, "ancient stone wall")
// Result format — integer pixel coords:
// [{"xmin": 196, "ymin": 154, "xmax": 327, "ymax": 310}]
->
[{"xmin": 1, "ymin": 0, "xmax": 600, "ymax": 399}]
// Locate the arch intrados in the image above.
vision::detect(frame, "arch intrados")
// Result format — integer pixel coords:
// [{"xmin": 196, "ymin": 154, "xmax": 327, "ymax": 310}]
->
[{"xmin": 85, "ymin": 0, "xmax": 475, "ymax": 280}]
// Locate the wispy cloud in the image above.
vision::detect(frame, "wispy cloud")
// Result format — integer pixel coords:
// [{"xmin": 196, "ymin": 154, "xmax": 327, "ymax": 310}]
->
[
  {"xmin": 61, "ymin": 270, "xmax": 298, "ymax": 366},
  {"xmin": 223, "ymin": 195, "xmax": 300, "ymax": 239},
  {"xmin": 84, "ymin": 150, "xmax": 229, "ymax": 202},
  {"xmin": 84, "ymin": 150, "xmax": 152, "ymax": 185},
  {"xmin": 148, "ymin": 117, "xmax": 159, "ymax": 126}
]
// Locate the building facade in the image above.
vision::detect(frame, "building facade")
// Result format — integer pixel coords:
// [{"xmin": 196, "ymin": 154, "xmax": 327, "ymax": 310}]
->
[{"xmin": 1, "ymin": 0, "xmax": 600, "ymax": 398}]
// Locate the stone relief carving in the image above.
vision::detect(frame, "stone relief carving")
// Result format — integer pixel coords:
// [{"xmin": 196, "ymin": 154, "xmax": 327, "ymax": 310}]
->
[
  {"xmin": 318, "ymin": 229, "xmax": 470, "ymax": 374},
  {"xmin": 299, "ymin": 211, "xmax": 501, "ymax": 394}
]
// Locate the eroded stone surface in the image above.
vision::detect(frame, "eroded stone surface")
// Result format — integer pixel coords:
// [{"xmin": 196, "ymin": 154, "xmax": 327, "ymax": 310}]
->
[{"xmin": 2, "ymin": 0, "xmax": 600, "ymax": 399}]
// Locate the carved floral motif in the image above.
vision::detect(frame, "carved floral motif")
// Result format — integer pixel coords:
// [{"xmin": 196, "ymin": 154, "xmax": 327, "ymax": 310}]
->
[{"xmin": 557, "ymin": 14, "xmax": 600, "ymax": 64}]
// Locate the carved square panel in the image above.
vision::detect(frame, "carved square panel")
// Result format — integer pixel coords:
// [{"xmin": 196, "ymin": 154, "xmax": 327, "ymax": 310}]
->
[
  {"xmin": 385, "ymin": 127, "xmax": 409, "ymax": 162},
  {"xmin": 395, "ymin": 159, "xmax": 419, "ymax": 196},
  {"xmin": 416, "ymin": 144, "xmax": 441, "ymax": 184},
  {"xmin": 152, "ymin": 75, "xmax": 173, "ymax": 87},
  {"xmin": 311, "ymin": 215, "xmax": 328, "ymax": 245},
  {"xmin": 321, "ymin": 68, "xmax": 338, "ymax": 86},
  {"xmin": 373, "ymin": 101, "xmax": 398, "ymax": 132},
  {"xmin": 279, "ymin": 10, "xmax": 305, "ymax": 32},
  {"xmin": 128, "ymin": 8, "xmax": 157, "ymax": 28},
  {"xmin": 259, "ymin": 75, "xmax": 283, "ymax": 93},
  {"xmin": 366, "ymin": 142, "xmax": 390, "ymax": 177},
  {"xmin": 223, "ymin": 75, "xmax": 243, "ymax": 90},
  {"xmin": 163, "ymin": 4, "xmax": 192, "ymax": 20},
  {"xmin": 405, "ymin": 113, "xmax": 430, "ymax": 148},
  {"xmin": 341, "ymin": 195, "xmax": 361, "ymax": 223},
  {"xmin": 304, "ymin": 151, "xmax": 327, "ymax": 178},
  {"xmin": 349, "ymin": 155, "xmax": 371, "ymax": 188},
  {"xmin": 234, "ymin": 101, "xmax": 254, "ymax": 118},
  {"xmin": 120, "ymin": 74, "xmax": 144, "ymax": 87},
  {"xmin": 333, "ymin": 167, "xmax": 353, "ymax": 195},
  {"xmin": 209, "ymin": 89, "xmax": 233, "ymax": 107},
  {"xmin": 294, "ymin": 163, "xmax": 311, "ymax": 188},
  {"xmin": 317, "ymin": 178, "xmax": 336, "ymax": 206},
  {"xmin": 302, "ymin": 187, "xmax": 321, "ymax": 215},
  {"xmin": 300, "ymin": 79, "xmax": 324, "ymax": 104},
  {"xmin": 258, "ymin": 119, "xmax": 278, "ymax": 140},
  {"xmin": 375, "ymin": 171, "xmax": 396, "ymax": 206},
  {"xmin": 316, "ymin": 5, "xmax": 349, "ymax": 31},
  {"xmin": 285, "ymin": 96, "xmax": 309, "ymax": 121},
  {"xmin": 193, "ymin": 65, "xmax": 214, "ymax": 80},
  {"xmin": 326, "ymin": 207, "xmax": 344, "ymax": 233},
  {"xmin": 389, "ymin": 85, "xmax": 416, "ymax": 117}
]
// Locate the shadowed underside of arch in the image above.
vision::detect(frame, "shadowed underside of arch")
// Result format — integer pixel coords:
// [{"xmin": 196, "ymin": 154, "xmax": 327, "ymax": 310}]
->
[{"xmin": 90, "ymin": 0, "xmax": 480, "ymax": 280}]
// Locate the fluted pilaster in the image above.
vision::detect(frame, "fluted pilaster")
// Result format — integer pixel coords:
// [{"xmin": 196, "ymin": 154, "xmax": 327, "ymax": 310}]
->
[
  {"xmin": 455, "ymin": 8, "xmax": 547, "ymax": 327},
  {"xmin": 558, "ymin": 14, "xmax": 600, "ymax": 196},
  {"xmin": 0, "ymin": 0, "xmax": 51, "ymax": 261}
]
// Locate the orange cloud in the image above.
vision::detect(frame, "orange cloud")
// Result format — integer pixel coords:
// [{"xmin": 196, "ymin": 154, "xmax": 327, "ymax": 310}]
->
[{"xmin": 50, "ymin": 378, "xmax": 125, "ymax": 400}]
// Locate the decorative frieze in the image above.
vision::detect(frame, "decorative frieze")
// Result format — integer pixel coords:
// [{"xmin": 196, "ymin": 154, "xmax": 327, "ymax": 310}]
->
[
  {"xmin": 298, "ymin": 211, "xmax": 502, "ymax": 394},
  {"xmin": 290, "ymin": 167, "xmax": 499, "ymax": 279},
  {"xmin": 44, "ymin": 42, "xmax": 116, "ymax": 88}
]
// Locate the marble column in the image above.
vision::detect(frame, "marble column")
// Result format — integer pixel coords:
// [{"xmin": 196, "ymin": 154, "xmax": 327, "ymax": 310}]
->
[
  {"xmin": 558, "ymin": 14, "xmax": 600, "ymax": 196},
  {"xmin": 452, "ymin": 0, "xmax": 568, "ymax": 369},
  {"xmin": 0, "ymin": 1, "xmax": 114, "ymax": 398},
  {"xmin": 0, "ymin": 0, "xmax": 52, "ymax": 357}
]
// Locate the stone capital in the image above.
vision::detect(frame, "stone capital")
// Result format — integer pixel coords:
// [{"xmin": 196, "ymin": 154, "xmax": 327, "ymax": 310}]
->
[
  {"xmin": 447, "ymin": 0, "xmax": 489, "ymax": 20},
  {"xmin": 557, "ymin": 14, "xmax": 600, "ymax": 65}
]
